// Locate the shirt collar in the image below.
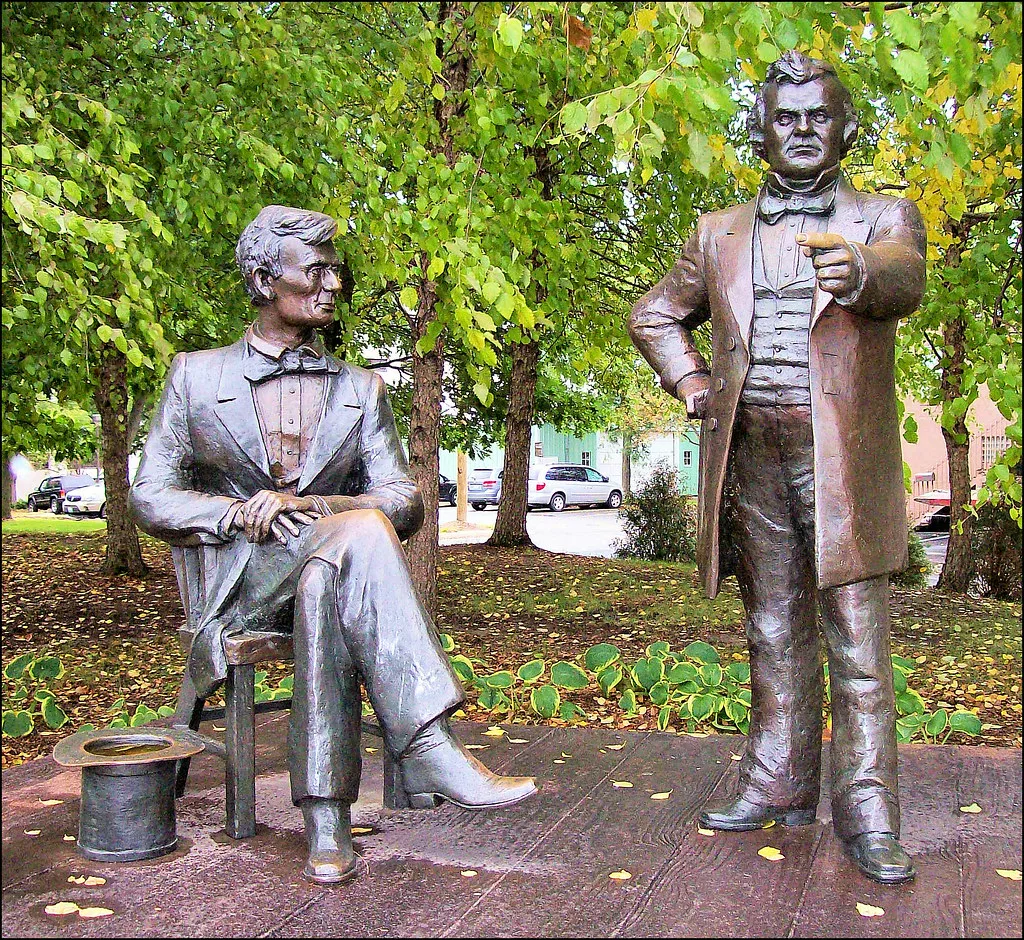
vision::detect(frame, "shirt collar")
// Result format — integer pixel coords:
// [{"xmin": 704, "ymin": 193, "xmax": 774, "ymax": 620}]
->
[{"xmin": 245, "ymin": 322, "xmax": 326, "ymax": 361}]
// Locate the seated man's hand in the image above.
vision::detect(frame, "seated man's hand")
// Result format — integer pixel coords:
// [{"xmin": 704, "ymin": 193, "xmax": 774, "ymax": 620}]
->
[
  {"xmin": 232, "ymin": 491, "xmax": 318, "ymax": 544},
  {"xmin": 675, "ymin": 372, "xmax": 711, "ymax": 419},
  {"xmin": 796, "ymin": 232, "xmax": 864, "ymax": 300}
]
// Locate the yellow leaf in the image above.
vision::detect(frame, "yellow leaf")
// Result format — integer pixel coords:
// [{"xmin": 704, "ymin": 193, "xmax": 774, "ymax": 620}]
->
[
  {"xmin": 78, "ymin": 907, "xmax": 114, "ymax": 918},
  {"xmin": 757, "ymin": 846, "xmax": 785, "ymax": 861},
  {"xmin": 482, "ymin": 727, "xmax": 506, "ymax": 737},
  {"xmin": 996, "ymin": 869, "xmax": 1022, "ymax": 880},
  {"xmin": 856, "ymin": 902, "xmax": 885, "ymax": 917},
  {"xmin": 83, "ymin": 877, "xmax": 106, "ymax": 886},
  {"xmin": 211, "ymin": 725, "xmax": 226, "ymax": 732},
  {"xmin": 730, "ymin": 754, "xmax": 742, "ymax": 761},
  {"xmin": 464, "ymin": 744, "xmax": 489, "ymax": 750},
  {"xmin": 696, "ymin": 827, "xmax": 716, "ymax": 836},
  {"xmin": 553, "ymin": 759, "xmax": 566, "ymax": 764},
  {"xmin": 38, "ymin": 798, "xmax": 64, "ymax": 806},
  {"xmin": 760, "ymin": 819, "xmax": 777, "ymax": 830},
  {"xmin": 24, "ymin": 829, "xmax": 41, "ymax": 836},
  {"xmin": 606, "ymin": 743, "xmax": 626, "ymax": 750},
  {"xmin": 508, "ymin": 738, "xmax": 528, "ymax": 744},
  {"xmin": 612, "ymin": 781, "xmax": 634, "ymax": 788},
  {"xmin": 960, "ymin": 803, "xmax": 983, "ymax": 814},
  {"xmin": 608, "ymin": 869, "xmax": 632, "ymax": 880},
  {"xmin": 560, "ymin": 752, "xmax": 572, "ymax": 758},
  {"xmin": 364, "ymin": 747, "xmax": 379, "ymax": 754},
  {"xmin": 63, "ymin": 834, "xmax": 76, "ymax": 842},
  {"xmin": 651, "ymin": 791, "xmax": 673, "ymax": 800},
  {"xmin": 45, "ymin": 902, "xmax": 80, "ymax": 916},
  {"xmin": 461, "ymin": 870, "xmax": 478, "ymax": 878},
  {"xmin": 68, "ymin": 877, "xmax": 86, "ymax": 884},
  {"xmin": 350, "ymin": 827, "xmax": 373, "ymax": 836}
]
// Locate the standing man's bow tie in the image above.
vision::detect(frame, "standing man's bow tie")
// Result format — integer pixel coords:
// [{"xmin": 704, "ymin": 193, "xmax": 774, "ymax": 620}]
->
[
  {"xmin": 244, "ymin": 348, "xmax": 334, "ymax": 383},
  {"xmin": 757, "ymin": 186, "xmax": 837, "ymax": 224}
]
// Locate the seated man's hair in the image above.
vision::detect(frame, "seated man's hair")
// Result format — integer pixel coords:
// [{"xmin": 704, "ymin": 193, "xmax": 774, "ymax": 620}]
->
[
  {"xmin": 747, "ymin": 50, "xmax": 859, "ymax": 161},
  {"xmin": 236, "ymin": 205, "xmax": 338, "ymax": 306}
]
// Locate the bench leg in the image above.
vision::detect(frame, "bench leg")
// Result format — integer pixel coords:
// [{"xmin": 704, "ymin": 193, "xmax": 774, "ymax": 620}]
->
[
  {"xmin": 172, "ymin": 669, "xmax": 206, "ymax": 798},
  {"xmin": 225, "ymin": 664, "xmax": 257, "ymax": 839}
]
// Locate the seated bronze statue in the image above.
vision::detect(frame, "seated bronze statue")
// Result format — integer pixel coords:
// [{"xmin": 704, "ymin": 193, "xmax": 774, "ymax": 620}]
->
[{"xmin": 130, "ymin": 205, "xmax": 536, "ymax": 884}]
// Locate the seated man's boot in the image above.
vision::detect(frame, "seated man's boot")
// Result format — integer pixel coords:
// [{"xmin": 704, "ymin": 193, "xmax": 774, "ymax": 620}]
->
[
  {"xmin": 301, "ymin": 798, "xmax": 360, "ymax": 885},
  {"xmin": 399, "ymin": 717, "xmax": 537, "ymax": 810},
  {"xmin": 699, "ymin": 791, "xmax": 817, "ymax": 831},
  {"xmin": 844, "ymin": 831, "xmax": 916, "ymax": 884}
]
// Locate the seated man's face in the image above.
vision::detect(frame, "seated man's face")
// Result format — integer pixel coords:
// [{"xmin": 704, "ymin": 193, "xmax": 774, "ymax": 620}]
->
[
  {"xmin": 265, "ymin": 236, "xmax": 341, "ymax": 333},
  {"xmin": 763, "ymin": 78, "xmax": 848, "ymax": 180}
]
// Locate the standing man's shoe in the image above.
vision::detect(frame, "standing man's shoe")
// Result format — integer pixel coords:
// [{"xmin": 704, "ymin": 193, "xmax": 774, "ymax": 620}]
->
[
  {"xmin": 844, "ymin": 832, "xmax": 916, "ymax": 884},
  {"xmin": 400, "ymin": 718, "xmax": 537, "ymax": 810},
  {"xmin": 699, "ymin": 793, "xmax": 817, "ymax": 831},
  {"xmin": 301, "ymin": 798, "xmax": 360, "ymax": 885}
]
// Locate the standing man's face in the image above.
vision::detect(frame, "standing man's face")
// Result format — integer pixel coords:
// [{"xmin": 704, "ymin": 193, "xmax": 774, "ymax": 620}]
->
[
  {"xmin": 257, "ymin": 236, "xmax": 341, "ymax": 336},
  {"xmin": 762, "ymin": 78, "xmax": 849, "ymax": 180}
]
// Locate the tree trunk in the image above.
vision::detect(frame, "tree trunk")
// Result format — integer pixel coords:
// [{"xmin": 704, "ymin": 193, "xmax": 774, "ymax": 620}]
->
[
  {"xmin": 621, "ymin": 432, "xmax": 632, "ymax": 497},
  {"xmin": 934, "ymin": 240, "xmax": 974, "ymax": 594},
  {"xmin": 488, "ymin": 339, "xmax": 540, "ymax": 547},
  {"xmin": 94, "ymin": 343, "xmax": 148, "ymax": 577},
  {"xmin": 406, "ymin": 266, "xmax": 444, "ymax": 616},
  {"xmin": 2, "ymin": 453, "xmax": 13, "ymax": 519}
]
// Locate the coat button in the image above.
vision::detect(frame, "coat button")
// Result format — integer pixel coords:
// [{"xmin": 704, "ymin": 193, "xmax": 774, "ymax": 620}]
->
[
  {"xmin": 726, "ymin": 337, "xmax": 737, "ymax": 350},
  {"xmin": 708, "ymin": 418, "xmax": 719, "ymax": 431},
  {"xmin": 715, "ymin": 378, "xmax": 725, "ymax": 391}
]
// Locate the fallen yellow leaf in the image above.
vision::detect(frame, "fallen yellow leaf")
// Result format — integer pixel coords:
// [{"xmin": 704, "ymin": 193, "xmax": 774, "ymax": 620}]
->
[
  {"xmin": 560, "ymin": 752, "xmax": 573, "ymax": 758},
  {"xmin": 45, "ymin": 902, "xmax": 80, "ymax": 916},
  {"xmin": 69, "ymin": 877, "xmax": 85, "ymax": 884},
  {"xmin": 364, "ymin": 747, "xmax": 379, "ymax": 754},
  {"xmin": 482, "ymin": 727, "xmax": 506, "ymax": 737},
  {"xmin": 553, "ymin": 759, "xmax": 565, "ymax": 764},
  {"xmin": 63, "ymin": 835, "xmax": 76, "ymax": 842},
  {"xmin": 757, "ymin": 846, "xmax": 785, "ymax": 861},
  {"xmin": 650, "ymin": 791, "xmax": 673, "ymax": 800},
  {"xmin": 612, "ymin": 781, "xmax": 633, "ymax": 788},
  {"xmin": 606, "ymin": 744, "xmax": 626, "ymax": 750},
  {"xmin": 760, "ymin": 819, "xmax": 777, "ymax": 829},
  {"xmin": 83, "ymin": 877, "xmax": 106, "ymax": 886},
  {"xmin": 24, "ymin": 829, "xmax": 40, "ymax": 836},
  {"xmin": 508, "ymin": 738, "xmax": 528, "ymax": 744},
  {"xmin": 350, "ymin": 827, "xmax": 373, "ymax": 836},
  {"xmin": 38, "ymin": 799, "xmax": 64, "ymax": 806},
  {"xmin": 730, "ymin": 754, "xmax": 742, "ymax": 761},
  {"xmin": 78, "ymin": 907, "xmax": 114, "ymax": 919},
  {"xmin": 608, "ymin": 870, "xmax": 632, "ymax": 880},
  {"xmin": 464, "ymin": 744, "xmax": 489, "ymax": 750},
  {"xmin": 996, "ymin": 869, "xmax": 1022, "ymax": 880},
  {"xmin": 856, "ymin": 903, "xmax": 885, "ymax": 917},
  {"xmin": 211, "ymin": 725, "xmax": 226, "ymax": 732},
  {"xmin": 960, "ymin": 803, "xmax": 983, "ymax": 814},
  {"xmin": 696, "ymin": 827, "xmax": 716, "ymax": 836},
  {"xmin": 461, "ymin": 870, "xmax": 478, "ymax": 878}
]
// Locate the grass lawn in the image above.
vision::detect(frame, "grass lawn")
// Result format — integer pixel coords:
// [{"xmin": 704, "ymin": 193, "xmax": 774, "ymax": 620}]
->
[
  {"xmin": 2, "ymin": 527, "xmax": 1021, "ymax": 767},
  {"xmin": 2, "ymin": 514, "xmax": 106, "ymax": 535}
]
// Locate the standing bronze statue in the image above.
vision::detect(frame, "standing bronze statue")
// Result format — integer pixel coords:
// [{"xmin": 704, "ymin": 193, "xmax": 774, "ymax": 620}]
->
[
  {"xmin": 131, "ymin": 205, "xmax": 535, "ymax": 885},
  {"xmin": 629, "ymin": 52, "xmax": 926, "ymax": 884}
]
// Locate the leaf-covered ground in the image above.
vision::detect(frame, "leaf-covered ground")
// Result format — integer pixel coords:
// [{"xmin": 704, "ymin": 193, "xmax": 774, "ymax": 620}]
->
[{"xmin": 2, "ymin": 531, "xmax": 1021, "ymax": 767}]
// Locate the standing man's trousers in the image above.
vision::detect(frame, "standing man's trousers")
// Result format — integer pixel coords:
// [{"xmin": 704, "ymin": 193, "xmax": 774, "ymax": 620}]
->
[
  {"xmin": 723, "ymin": 403, "xmax": 900, "ymax": 839},
  {"xmin": 235, "ymin": 508, "xmax": 464, "ymax": 806}
]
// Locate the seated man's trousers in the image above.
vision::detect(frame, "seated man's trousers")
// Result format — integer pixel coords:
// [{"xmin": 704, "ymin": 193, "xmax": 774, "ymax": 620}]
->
[
  {"xmin": 723, "ymin": 403, "xmax": 900, "ymax": 840},
  {"xmin": 236, "ymin": 508, "xmax": 464, "ymax": 805}
]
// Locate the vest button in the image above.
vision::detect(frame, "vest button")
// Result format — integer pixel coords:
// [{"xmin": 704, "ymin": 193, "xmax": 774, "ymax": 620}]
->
[
  {"xmin": 716, "ymin": 378, "xmax": 725, "ymax": 391},
  {"xmin": 726, "ymin": 337, "xmax": 737, "ymax": 350},
  {"xmin": 708, "ymin": 417, "xmax": 719, "ymax": 431}
]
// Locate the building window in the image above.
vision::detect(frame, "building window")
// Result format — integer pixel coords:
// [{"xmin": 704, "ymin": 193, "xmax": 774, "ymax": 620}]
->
[
  {"xmin": 581, "ymin": 451, "xmax": 592, "ymax": 466},
  {"xmin": 682, "ymin": 450, "xmax": 692, "ymax": 467},
  {"xmin": 982, "ymin": 435, "xmax": 1009, "ymax": 469},
  {"xmin": 534, "ymin": 442, "xmax": 543, "ymax": 457}
]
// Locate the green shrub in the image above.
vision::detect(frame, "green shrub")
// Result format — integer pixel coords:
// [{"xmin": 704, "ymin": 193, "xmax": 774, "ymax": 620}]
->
[
  {"xmin": 971, "ymin": 499, "xmax": 1022, "ymax": 601},
  {"xmin": 891, "ymin": 528, "xmax": 931, "ymax": 588},
  {"xmin": 614, "ymin": 463, "xmax": 697, "ymax": 562}
]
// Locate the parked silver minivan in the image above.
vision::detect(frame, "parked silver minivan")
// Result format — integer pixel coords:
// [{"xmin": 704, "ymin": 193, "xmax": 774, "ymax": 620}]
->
[{"xmin": 527, "ymin": 464, "xmax": 623, "ymax": 512}]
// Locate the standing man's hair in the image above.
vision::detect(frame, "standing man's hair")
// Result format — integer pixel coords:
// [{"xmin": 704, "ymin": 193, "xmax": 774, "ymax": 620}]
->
[
  {"xmin": 747, "ymin": 51, "xmax": 859, "ymax": 161},
  {"xmin": 235, "ymin": 205, "xmax": 338, "ymax": 306}
]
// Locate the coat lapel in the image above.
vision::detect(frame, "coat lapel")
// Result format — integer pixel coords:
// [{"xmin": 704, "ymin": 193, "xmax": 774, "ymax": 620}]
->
[
  {"xmin": 297, "ymin": 364, "xmax": 363, "ymax": 492},
  {"xmin": 715, "ymin": 199, "xmax": 757, "ymax": 349},
  {"xmin": 812, "ymin": 179, "xmax": 871, "ymax": 322},
  {"xmin": 213, "ymin": 339, "xmax": 273, "ymax": 480}
]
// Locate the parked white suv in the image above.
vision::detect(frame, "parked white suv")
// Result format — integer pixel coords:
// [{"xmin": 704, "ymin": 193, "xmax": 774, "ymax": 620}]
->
[{"xmin": 527, "ymin": 465, "xmax": 622, "ymax": 512}]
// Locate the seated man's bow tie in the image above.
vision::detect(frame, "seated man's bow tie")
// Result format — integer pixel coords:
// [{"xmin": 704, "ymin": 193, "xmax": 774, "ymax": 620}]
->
[
  {"xmin": 244, "ymin": 348, "xmax": 333, "ymax": 383},
  {"xmin": 757, "ymin": 186, "xmax": 837, "ymax": 224}
]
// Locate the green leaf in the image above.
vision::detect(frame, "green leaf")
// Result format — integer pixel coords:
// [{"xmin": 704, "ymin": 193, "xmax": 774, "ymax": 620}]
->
[
  {"xmin": 431, "ymin": 84, "xmax": 446, "ymax": 101},
  {"xmin": 497, "ymin": 15, "xmax": 523, "ymax": 51},
  {"xmin": 598, "ymin": 665, "xmax": 623, "ymax": 695},
  {"xmin": 551, "ymin": 661, "xmax": 589, "ymax": 690},
  {"xmin": 646, "ymin": 641, "xmax": 671, "ymax": 658},
  {"xmin": 650, "ymin": 681, "xmax": 670, "ymax": 707},
  {"xmin": 949, "ymin": 711, "xmax": 982, "ymax": 736},
  {"xmin": 399, "ymin": 286, "xmax": 419, "ymax": 311},
  {"xmin": 2, "ymin": 710, "xmax": 34, "ymax": 738},
  {"xmin": 891, "ymin": 49, "xmax": 931, "ymax": 89},
  {"xmin": 925, "ymin": 708, "xmax": 948, "ymax": 736},
  {"xmin": 618, "ymin": 688, "xmax": 637, "ymax": 714},
  {"xmin": 887, "ymin": 9, "xmax": 922, "ymax": 49},
  {"xmin": 561, "ymin": 101, "xmax": 587, "ymax": 136},
  {"xmin": 450, "ymin": 655, "xmax": 476, "ymax": 682},
  {"xmin": 698, "ymin": 663, "xmax": 723, "ymax": 687},
  {"xmin": 896, "ymin": 689, "xmax": 927, "ymax": 716},
  {"xmin": 631, "ymin": 657, "xmax": 663, "ymax": 691},
  {"xmin": 683, "ymin": 641, "xmax": 720, "ymax": 664},
  {"xmin": 666, "ymin": 662, "xmax": 698, "ymax": 684},
  {"xmin": 725, "ymin": 662, "xmax": 750, "ymax": 683},
  {"xmin": 439, "ymin": 633, "xmax": 455, "ymax": 653},
  {"xmin": 517, "ymin": 659, "xmax": 545, "ymax": 683},
  {"xmin": 485, "ymin": 670, "xmax": 515, "ymax": 689},
  {"xmin": 585, "ymin": 643, "xmax": 620, "ymax": 673},
  {"xmin": 3, "ymin": 653, "xmax": 34, "ymax": 681},
  {"xmin": 28, "ymin": 657, "xmax": 63, "ymax": 682},
  {"xmin": 41, "ymin": 697, "xmax": 68, "ymax": 730},
  {"xmin": 657, "ymin": 705, "xmax": 673, "ymax": 731},
  {"xmin": 689, "ymin": 693, "xmax": 717, "ymax": 721},
  {"xmin": 559, "ymin": 702, "xmax": 584, "ymax": 722},
  {"xmin": 530, "ymin": 684, "xmax": 560, "ymax": 719}
]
